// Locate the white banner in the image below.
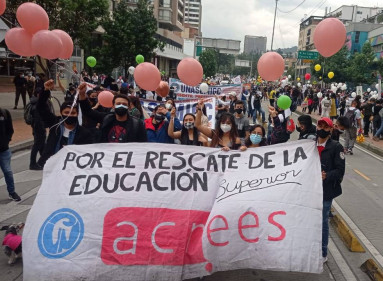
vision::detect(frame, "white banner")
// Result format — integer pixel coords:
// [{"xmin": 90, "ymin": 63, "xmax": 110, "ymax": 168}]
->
[
  {"xmin": 23, "ymin": 141, "xmax": 323, "ymax": 281},
  {"xmin": 140, "ymin": 98, "xmax": 216, "ymax": 128},
  {"xmin": 169, "ymin": 78, "xmax": 242, "ymax": 100}
]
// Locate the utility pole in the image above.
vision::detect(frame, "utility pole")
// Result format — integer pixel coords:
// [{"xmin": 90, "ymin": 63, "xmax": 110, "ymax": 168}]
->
[{"xmin": 271, "ymin": 0, "xmax": 278, "ymax": 51}]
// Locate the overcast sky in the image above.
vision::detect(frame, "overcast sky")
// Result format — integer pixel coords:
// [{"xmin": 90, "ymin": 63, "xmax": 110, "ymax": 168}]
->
[{"xmin": 201, "ymin": 0, "xmax": 382, "ymax": 50}]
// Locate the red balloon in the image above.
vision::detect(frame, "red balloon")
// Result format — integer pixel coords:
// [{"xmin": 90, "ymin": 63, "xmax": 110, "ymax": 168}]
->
[
  {"xmin": 52, "ymin": 30, "xmax": 73, "ymax": 59},
  {"xmin": 314, "ymin": 18, "xmax": 346, "ymax": 58},
  {"xmin": 156, "ymin": 81, "xmax": 170, "ymax": 98},
  {"xmin": 17, "ymin": 3, "xmax": 49, "ymax": 35},
  {"xmin": 98, "ymin": 91, "xmax": 114, "ymax": 108},
  {"xmin": 305, "ymin": 73, "xmax": 311, "ymax": 80},
  {"xmin": 32, "ymin": 30, "xmax": 63, "ymax": 60},
  {"xmin": 5, "ymin": 28, "xmax": 36, "ymax": 57},
  {"xmin": 257, "ymin": 52, "xmax": 285, "ymax": 81},
  {"xmin": 134, "ymin": 62, "xmax": 161, "ymax": 91},
  {"xmin": 177, "ymin": 58, "xmax": 203, "ymax": 86},
  {"xmin": 0, "ymin": 0, "xmax": 6, "ymax": 16}
]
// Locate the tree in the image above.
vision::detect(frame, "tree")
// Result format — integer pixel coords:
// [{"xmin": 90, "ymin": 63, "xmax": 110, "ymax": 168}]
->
[
  {"xmin": 217, "ymin": 53, "xmax": 234, "ymax": 74},
  {"xmin": 347, "ymin": 42, "xmax": 377, "ymax": 85},
  {"xmin": 96, "ymin": 0, "xmax": 164, "ymax": 76},
  {"xmin": 5, "ymin": 0, "xmax": 110, "ymax": 78},
  {"xmin": 199, "ymin": 49, "xmax": 218, "ymax": 77}
]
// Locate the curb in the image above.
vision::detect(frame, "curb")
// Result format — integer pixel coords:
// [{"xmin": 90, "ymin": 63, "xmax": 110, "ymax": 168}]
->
[
  {"xmin": 10, "ymin": 139, "xmax": 34, "ymax": 153},
  {"xmin": 361, "ymin": 259, "xmax": 383, "ymax": 281},
  {"xmin": 294, "ymin": 110, "xmax": 383, "ymax": 158},
  {"xmin": 330, "ymin": 214, "xmax": 365, "ymax": 252}
]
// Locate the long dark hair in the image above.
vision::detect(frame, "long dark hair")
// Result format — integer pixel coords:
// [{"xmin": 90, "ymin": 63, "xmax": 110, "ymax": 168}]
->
[
  {"xmin": 180, "ymin": 114, "xmax": 199, "ymax": 146},
  {"xmin": 244, "ymin": 124, "xmax": 267, "ymax": 147},
  {"xmin": 127, "ymin": 96, "xmax": 144, "ymax": 116},
  {"xmin": 211, "ymin": 113, "xmax": 238, "ymax": 148}
]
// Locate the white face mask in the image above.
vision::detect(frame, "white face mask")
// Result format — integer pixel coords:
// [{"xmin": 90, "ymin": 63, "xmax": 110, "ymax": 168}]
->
[
  {"xmin": 165, "ymin": 103, "xmax": 172, "ymax": 110},
  {"xmin": 220, "ymin": 124, "xmax": 232, "ymax": 133}
]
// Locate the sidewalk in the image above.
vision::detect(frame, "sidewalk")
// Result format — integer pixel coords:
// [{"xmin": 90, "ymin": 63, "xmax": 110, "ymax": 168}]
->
[{"xmin": 295, "ymin": 106, "xmax": 383, "ymax": 157}]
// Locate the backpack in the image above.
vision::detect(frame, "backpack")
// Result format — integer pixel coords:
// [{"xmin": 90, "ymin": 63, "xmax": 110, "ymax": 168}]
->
[
  {"xmin": 286, "ymin": 118, "xmax": 295, "ymax": 134},
  {"xmin": 345, "ymin": 108, "xmax": 357, "ymax": 128},
  {"xmin": 24, "ymin": 102, "xmax": 34, "ymax": 125},
  {"xmin": 323, "ymin": 99, "xmax": 331, "ymax": 108}
]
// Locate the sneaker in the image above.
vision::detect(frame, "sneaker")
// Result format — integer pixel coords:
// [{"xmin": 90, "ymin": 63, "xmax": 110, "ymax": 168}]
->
[
  {"xmin": 29, "ymin": 164, "xmax": 43, "ymax": 171},
  {"xmin": 12, "ymin": 106, "xmax": 17, "ymax": 110},
  {"xmin": 8, "ymin": 252, "xmax": 16, "ymax": 265},
  {"xmin": 9, "ymin": 192, "xmax": 21, "ymax": 202},
  {"xmin": 348, "ymin": 148, "xmax": 353, "ymax": 155},
  {"xmin": 322, "ymin": 256, "xmax": 328, "ymax": 263}
]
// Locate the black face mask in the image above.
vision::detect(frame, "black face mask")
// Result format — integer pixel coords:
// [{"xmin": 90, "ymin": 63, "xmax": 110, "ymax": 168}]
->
[
  {"xmin": 235, "ymin": 109, "xmax": 243, "ymax": 114},
  {"xmin": 63, "ymin": 116, "xmax": 78, "ymax": 125},
  {"xmin": 89, "ymin": 98, "xmax": 98, "ymax": 104},
  {"xmin": 155, "ymin": 113, "xmax": 165, "ymax": 122},
  {"xmin": 317, "ymin": 129, "xmax": 331, "ymax": 139},
  {"xmin": 115, "ymin": 105, "xmax": 129, "ymax": 116},
  {"xmin": 296, "ymin": 126, "xmax": 302, "ymax": 133}
]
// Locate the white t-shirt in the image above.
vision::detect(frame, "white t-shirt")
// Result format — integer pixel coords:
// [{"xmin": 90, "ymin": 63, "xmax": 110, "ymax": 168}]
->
[{"xmin": 63, "ymin": 127, "xmax": 73, "ymax": 138}]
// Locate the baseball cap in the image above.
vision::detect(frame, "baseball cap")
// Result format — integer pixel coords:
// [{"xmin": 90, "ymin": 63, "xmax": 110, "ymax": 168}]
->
[{"xmin": 318, "ymin": 117, "xmax": 333, "ymax": 127}]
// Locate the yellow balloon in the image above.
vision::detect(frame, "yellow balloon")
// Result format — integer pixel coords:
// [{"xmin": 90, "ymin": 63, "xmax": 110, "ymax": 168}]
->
[
  {"xmin": 328, "ymin": 72, "xmax": 334, "ymax": 79},
  {"xmin": 315, "ymin": 64, "xmax": 321, "ymax": 72},
  {"xmin": 297, "ymin": 77, "xmax": 301, "ymax": 81}
]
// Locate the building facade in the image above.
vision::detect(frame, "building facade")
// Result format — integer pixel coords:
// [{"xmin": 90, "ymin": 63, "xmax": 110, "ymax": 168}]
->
[
  {"xmin": 298, "ymin": 16, "xmax": 324, "ymax": 51},
  {"xmin": 243, "ymin": 35, "xmax": 267, "ymax": 54},
  {"xmin": 326, "ymin": 5, "xmax": 383, "ymax": 23},
  {"xmin": 368, "ymin": 26, "xmax": 383, "ymax": 59},
  {"xmin": 346, "ymin": 23, "xmax": 383, "ymax": 54},
  {"xmin": 184, "ymin": 0, "xmax": 202, "ymax": 37}
]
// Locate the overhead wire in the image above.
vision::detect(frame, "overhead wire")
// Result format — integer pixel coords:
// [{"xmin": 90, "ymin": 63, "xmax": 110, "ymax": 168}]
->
[{"xmin": 278, "ymin": 0, "xmax": 307, "ymax": 14}]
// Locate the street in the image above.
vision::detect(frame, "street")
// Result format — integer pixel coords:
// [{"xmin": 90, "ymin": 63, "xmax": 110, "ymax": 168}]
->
[{"xmin": 0, "ymin": 100, "xmax": 381, "ymax": 281}]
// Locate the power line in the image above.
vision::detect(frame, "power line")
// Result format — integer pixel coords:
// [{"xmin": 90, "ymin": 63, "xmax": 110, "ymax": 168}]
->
[{"xmin": 278, "ymin": 0, "xmax": 307, "ymax": 14}]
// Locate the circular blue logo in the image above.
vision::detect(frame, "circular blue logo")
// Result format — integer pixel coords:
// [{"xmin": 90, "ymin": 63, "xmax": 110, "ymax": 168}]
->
[{"xmin": 38, "ymin": 208, "xmax": 84, "ymax": 259}]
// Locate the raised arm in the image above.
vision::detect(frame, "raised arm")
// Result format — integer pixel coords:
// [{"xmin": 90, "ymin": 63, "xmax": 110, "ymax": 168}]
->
[
  {"xmin": 168, "ymin": 107, "xmax": 181, "ymax": 139},
  {"xmin": 78, "ymin": 83, "xmax": 107, "ymax": 123},
  {"xmin": 195, "ymin": 100, "xmax": 213, "ymax": 138}
]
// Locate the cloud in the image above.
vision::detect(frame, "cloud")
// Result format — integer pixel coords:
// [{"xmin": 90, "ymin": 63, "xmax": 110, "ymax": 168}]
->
[{"xmin": 201, "ymin": 0, "xmax": 382, "ymax": 51}]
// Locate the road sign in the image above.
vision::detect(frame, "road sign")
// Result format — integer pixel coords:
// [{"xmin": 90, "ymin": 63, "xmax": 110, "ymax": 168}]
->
[
  {"xmin": 298, "ymin": 51, "xmax": 319, "ymax": 60},
  {"xmin": 303, "ymin": 59, "xmax": 313, "ymax": 64}
]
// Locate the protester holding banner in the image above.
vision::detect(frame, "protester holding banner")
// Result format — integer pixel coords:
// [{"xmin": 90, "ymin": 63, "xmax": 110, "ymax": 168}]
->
[
  {"xmin": 168, "ymin": 109, "xmax": 207, "ymax": 146},
  {"xmin": 297, "ymin": 115, "xmax": 317, "ymax": 141},
  {"xmin": 244, "ymin": 124, "xmax": 267, "ymax": 148},
  {"xmin": 145, "ymin": 104, "xmax": 174, "ymax": 143},
  {"xmin": 78, "ymin": 85, "xmax": 147, "ymax": 143},
  {"xmin": 316, "ymin": 117, "xmax": 345, "ymax": 263},
  {"xmin": 268, "ymin": 105, "xmax": 292, "ymax": 145},
  {"xmin": 36, "ymin": 81, "xmax": 93, "ymax": 167},
  {"xmin": 195, "ymin": 100, "xmax": 245, "ymax": 151}
]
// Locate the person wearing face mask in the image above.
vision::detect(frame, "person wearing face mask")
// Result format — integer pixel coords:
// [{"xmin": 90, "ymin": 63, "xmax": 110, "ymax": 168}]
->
[
  {"xmin": 297, "ymin": 115, "xmax": 317, "ymax": 141},
  {"xmin": 13, "ymin": 72, "xmax": 27, "ymax": 109},
  {"xmin": 164, "ymin": 99, "xmax": 182, "ymax": 131},
  {"xmin": 233, "ymin": 100, "xmax": 250, "ymax": 145},
  {"xmin": 195, "ymin": 100, "xmax": 245, "ymax": 151},
  {"xmin": 316, "ymin": 117, "xmax": 345, "ymax": 263},
  {"xmin": 127, "ymin": 96, "xmax": 146, "ymax": 121},
  {"xmin": 78, "ymin": 86, "xmax": 147, "ymax": 143},
  {"xmin": 36, "ymin": 80, "xmax": 93, "ymax": 168},
  {"xmin": 245, "ymin": 125, "xmax": 267, "ymax": 148},
  {"xmin": 331, "ymin": 116, "xmax": 349, "ymax": 142},
  {"xmin": 144, "ymin": 104, "xmax": 174, "ymax": 143},
  {"xmin": 168, "ymin": 109, "xmax": 207, "ymax": 146}
]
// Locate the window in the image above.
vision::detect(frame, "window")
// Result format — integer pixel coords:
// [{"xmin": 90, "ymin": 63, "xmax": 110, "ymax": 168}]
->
[
  {"xmin": 159, "ymin": 0, "xmax": 171, "ymax": 8},
  {"xmin": 307, "ymin": 29, "xmax": 311, "ymax": 36},
  {"xmin": 356, "ymin": 11, "xmax": 362, "ymax": 14},
  {"xmin": 355, "ymin": 31, "xmax": 360, "ymax": 44}
]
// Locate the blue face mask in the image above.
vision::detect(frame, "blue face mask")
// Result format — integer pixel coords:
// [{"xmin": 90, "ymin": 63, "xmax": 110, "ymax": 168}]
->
[{"xmin": 250, "ymin": 134, "xmax": 262, "ymax": 145}]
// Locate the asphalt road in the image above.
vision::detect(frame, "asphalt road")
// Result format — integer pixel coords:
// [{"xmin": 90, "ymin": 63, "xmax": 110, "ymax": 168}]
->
[{"xmin": 0, "ymin": 99, "xmax": 380, "ymax": 281}]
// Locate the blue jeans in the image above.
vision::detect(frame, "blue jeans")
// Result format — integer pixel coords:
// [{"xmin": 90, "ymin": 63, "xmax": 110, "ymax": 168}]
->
[
  {"xmin": 374, "ymin": 119, "xmax": 383, "ymax": 137},
  {"xmin": 0, "ymin": 149, "xmax": 15, "ymax": 194},
  {"xmin": 322, "ymin": 199, "xmax": 333, "ymax": 257},
  {"xmin": 253, "ymin": 107, "xmax": 265, "ymax": 123}
]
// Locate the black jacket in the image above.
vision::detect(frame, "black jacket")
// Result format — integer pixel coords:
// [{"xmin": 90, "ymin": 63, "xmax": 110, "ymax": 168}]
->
[
  {"xmin": 79, "ymin": 100, "xmax": 147, "ymax": 143},
  {"xmin": 298, "ymin": 125, "xmax": 317, "ymax": 140},
  {"xmin": 320, "ymin": 138, "xmax": 345, "ymax": 201},
  {"xmin": 0, "ymin": 108, "xmax": 14, "ymax": 152}
]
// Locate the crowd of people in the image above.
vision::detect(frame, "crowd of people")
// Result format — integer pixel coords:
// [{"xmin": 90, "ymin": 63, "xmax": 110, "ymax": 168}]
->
[{"xmin": 3, "ymin": 73, "xmax": 383, "ymax": 265}]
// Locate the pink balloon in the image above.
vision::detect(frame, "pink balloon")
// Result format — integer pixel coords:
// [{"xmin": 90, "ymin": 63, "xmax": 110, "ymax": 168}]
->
[
  {"xmin": 98, "ymin": 91, "xmax": 114, "ymax": 108},
  {"xmin": 257, "ymin": 52, "xmax": 285, "ymax": 81},
  {"xmin": 0, "ymin": 0, "xmax": 6, "ymax": 16},
  {"xmin": 177, "ymin": 58, "xmax": 203, "ymax": 86},
  {"xmin": 17, "ymin": 2, "xmax": 49, "ymax": 35},
  {"xmin": 32, "ymin": 30, "xmax": 63, "ymax": 60},
  {"xmin": 314, "ymin": 18, "xmax": 346, "ymax": 58},
  {"xmin": 5, "ymin": 28, "xmax": 36, "ymax": 57},
  {"xmin": 52, "ymin": 30, "xmax": 73, "ymax": 59},
  {"xmin": 134, "ymin": 62, "xmax": 161, "ymax": 91}
]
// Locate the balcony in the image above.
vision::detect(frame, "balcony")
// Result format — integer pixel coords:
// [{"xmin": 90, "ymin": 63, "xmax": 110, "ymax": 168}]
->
[
  {"xmin": 159, "ymin": 0, "xmax": 171, "ymax": 8},
  {"xmin": 158, "ymin": 9, "xmax": 172, "ymax": 23}
]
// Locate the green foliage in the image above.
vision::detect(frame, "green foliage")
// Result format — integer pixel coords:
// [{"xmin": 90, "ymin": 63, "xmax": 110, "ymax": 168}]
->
[
  {"xmin": 199, "ymin": 49, "xmax": 218, "ymax": 77},
  {"xmin": 217, "ymin": 53, "xmax": 235, "ymax": 74},
  {"xmin": 97, "ymin": 0, "xmax": 164, "ymax": 75},
  {"xmin": 347, "ymin": 42, "xmax": 377, "ymax": 85}
]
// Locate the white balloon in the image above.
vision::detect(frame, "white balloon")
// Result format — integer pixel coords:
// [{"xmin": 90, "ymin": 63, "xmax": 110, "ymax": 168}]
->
[
  {"xmin": 297, "ymin": 82, "xmax": 302, "ymax": 87},
  {"xmin": 373, "ymin": 94, "xmax": 379, "ymax": 99},
  {"xmin": 307, "ymin": 80, "xmax": 311, "ymax": 84},
  {"xmin": 376, "ymin": 83, "xmax": 379, "ymax": 89},
  {"xmin": 288, "ymin": 75, "xmax": 292, "ymax": 79},
  {"xmin": 199, "ymin": 82, "xmax": 209, "ymax": 94},
  {"xmin": 367, "ymin": 88, "xmax": 371, "ymax": 92},
  {"xmin": 128, "ymin": 66, "xmax": 135, "ymax": 75},
  {"xmin": 338, "ymin": 83, "xmax": 343, "ymax": 88},
  {"xmin": 341, "ymin": 85, "xmax": 347, "ymax": 90},
  {"xmin": 331, "ymin": 83, "xmax": 335, "ymax": 87},
  {"xmin": 351, "ymin": 92, "xmax": 356, "ymax": 98},
  {"xmin": 317, "ymin": 92, "xmax": 323, "ymax": 98}
]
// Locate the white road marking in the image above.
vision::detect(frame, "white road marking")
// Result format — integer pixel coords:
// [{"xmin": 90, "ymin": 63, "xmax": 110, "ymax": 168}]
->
[
  {"xmin": 0, "ymin": 170, "xmax": 42, "ymax": 186},
  {"xmin": 333, "ymin": 200, "xmax": 383, "ymax": 267},
  {"xmin": 328, "ymin": 238, "xmax": 358, "ymax": 281},
  {"xmin": 11, "ymin": 150, "xmax": 31, "ymax": 160}
]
